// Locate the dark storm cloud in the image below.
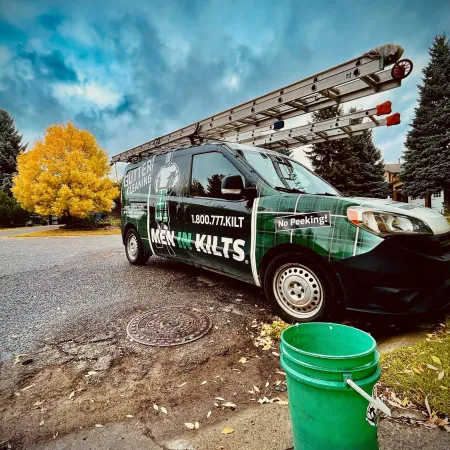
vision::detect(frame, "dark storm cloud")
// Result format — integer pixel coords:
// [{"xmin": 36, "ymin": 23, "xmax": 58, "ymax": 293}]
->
[
  {"xmin": 38, "ymin": 13, "xmax": 64, "ymax": 30},
  {"xmin": 18, "ymin": 48, "xmax": 78, "ymax": 82}
]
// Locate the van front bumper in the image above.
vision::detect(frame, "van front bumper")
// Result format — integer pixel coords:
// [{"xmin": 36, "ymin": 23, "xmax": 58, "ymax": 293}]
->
[{"xmin": 332, "ymin": 231, "xmax": 450, "ymax": 316}]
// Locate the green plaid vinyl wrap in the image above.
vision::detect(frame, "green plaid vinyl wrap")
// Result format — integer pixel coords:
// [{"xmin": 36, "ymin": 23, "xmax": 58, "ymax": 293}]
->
[
  {"xmin": 255, "ymin": 194, "xmax": 382, "ymax": 268},
  {"xmin": 156, "ymin": 189, "xmax": 168, "ymax": 222}
]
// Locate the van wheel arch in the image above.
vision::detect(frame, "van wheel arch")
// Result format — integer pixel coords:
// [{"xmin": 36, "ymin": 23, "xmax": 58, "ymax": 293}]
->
[
  {"xmin": 259, "ymin": 243, "xmax": 345, "ymax": 312},
  {"xmin": 122, "ymin": 223, "xmax": 137, "ymax": 245}
]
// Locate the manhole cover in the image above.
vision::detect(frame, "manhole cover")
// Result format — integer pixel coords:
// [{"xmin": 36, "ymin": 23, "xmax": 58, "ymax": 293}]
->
[{"xmin": 126, "ymin": 307, "xmax": 213, "ymax": 347}]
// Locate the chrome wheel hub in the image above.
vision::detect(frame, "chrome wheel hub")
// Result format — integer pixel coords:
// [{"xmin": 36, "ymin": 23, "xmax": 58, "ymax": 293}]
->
[
  {"xmin": 273, "ymin": 263, "xmax": 324, "ymax": 319},
  {"xmin": 127, "ymin": 235, "xmax": 139, "ymax": 260}
]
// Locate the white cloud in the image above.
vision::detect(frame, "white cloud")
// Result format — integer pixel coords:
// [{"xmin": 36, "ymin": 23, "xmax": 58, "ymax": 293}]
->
[
  {"xmin": 222, "ymin": 73, "xmax": 241, "ymax": 91},
  {"xmin": 53, "ymin": 82, "xmax": 121, "ymax": 108}
]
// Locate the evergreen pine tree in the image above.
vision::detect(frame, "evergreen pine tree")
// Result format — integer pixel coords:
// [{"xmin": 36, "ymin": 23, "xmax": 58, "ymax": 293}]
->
[
  {"xmin": 306, "ymin": 105, "xmax": 388, "ymax": 197},
  {"xmin": 0, "ymin": 110, "xmax": 27, "ymax": 193},
  {"xmin": 345, "ymin": 108, "xmax": 389, "ymax": 198},
  {"xmin": 306, "ymin": 105, "xmax": 356, "ymax": 193},
  {"xmin": 401, "ymin": 34, "xmax": 450, "ymax": 211}
]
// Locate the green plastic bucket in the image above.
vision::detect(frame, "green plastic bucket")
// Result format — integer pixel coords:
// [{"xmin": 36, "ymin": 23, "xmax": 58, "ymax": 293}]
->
[{"xmin": 280, "ymin": 323, "xmax": 381, "ymax": 450}]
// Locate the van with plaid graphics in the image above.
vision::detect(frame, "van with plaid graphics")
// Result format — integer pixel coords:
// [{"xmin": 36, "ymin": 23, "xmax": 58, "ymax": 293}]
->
[{"xmin": 121, "ymin": 142, "xmax": 450, "ymax": 322}]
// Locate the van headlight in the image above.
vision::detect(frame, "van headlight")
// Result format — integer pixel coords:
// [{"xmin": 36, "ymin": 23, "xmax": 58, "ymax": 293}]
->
[{"xmin": 347, "ymin": 207, "xmax": 433, "ymax": 236}]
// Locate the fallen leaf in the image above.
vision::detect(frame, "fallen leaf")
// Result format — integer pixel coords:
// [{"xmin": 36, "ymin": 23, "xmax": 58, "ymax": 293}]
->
[
  {"xmin": 21, "ymin": 383, "xmax": 36, "ymax": 392},
  {"xmin": 14, "ymin": 392, "xmax": 20, "ymax": 397},
  {"xmin": 222, "ymin": 427, "xmax": 234, "ymax": 434},
  {"xmin": 238, "ymin": 357, "xmax": 248, "ymax": 364},
  {"xmin": 160, "ymin": 406, "xmax": 168, "ymax": 414},
  {"xmin": 253, "ymin": 385, "xmax": 260, "ymax": 393},
  {"xmin": 215, "ymin": 397, "xmax": 225, "ymax": 401},
  {"xmin": 34, "ymin": 401, "xmax": 43, "ymax": 407},
  {"xmin": 401, "ymin": 397, "xmax": 409, "ymax": 407},
  {"xmin": 125, "ymin": 415, "xmax": 133, "ymax": 418},
  {"xmin": 272, "ymin": 352, "xmax": 280, "ymax": 357},
  {"xmin": 176, "ymin": 382, "xmax": 187, "ymax": 388},
  {"xmin": 413, "ymin": 368, "xmax": 421, "ymax": 375},
  {"xmin": 438, "ymin": 371, "xmax": 445, "ymax": 380},
  {"xmin": 153, "ymin": 404, "xmax": 159, "ymax": 411},
  {"xmin": 185, "ymin": 423, "xmax": 195, "ymax": 430},
  {"xmin": 201, "ymin": 381, "xmax": 207, "ymax": 385},
  {"xmin": 277, "ymin": 400, "xmax": 289, "ymax": 405},
  {"xmin": 425, "ymin": 396, "xmax": 432, "ymax": 418},
  {"xmin": 248, "ymin": 390, "xmax": 254, "ymax": 394},
  {"xmin": 195, "ymin": 422, "xmax": 200, "ymax": 429},
  {"xmin": 275, "ymin": 370, "xmax": 286, "ymax": 376},
  {"xmin": 68, "ymin": 391, "xmax": 75, "ymax": 400},
  {"xmin": 214, "ymin": 402, "xmax": 219, "ymax": 407},
  {"xmin": 221, "ymin": 402, "xmax": 236, "ymax": 408},
  {"xmin": 39, "ymin": 420, "xmax": 44, "ymax": 426},
  {"xmin": 431, "ymin": 356, "xmax": 442, "ymax": 366},
  {"xmin": 95, "ymin": 424, "xmax": 103, "ymax": 428},
  {"xmin": 207, "ymin": 411, "xmax": 211, "ymax": 419},
  {"xmin": 265, "ymin": 381, "xmax": 269, "ymax": 388},
  {"xmin": 427, "ymin": 334, "xmax": 433, "ymax": 338},
  {"xmin": 439, "ymin": 386, "xmax": 448, "ymax": 390},
  {"xmin": 426, "ymin": 364, "xmax": 439, "ymax": 371},
  {"xmin": 403, "ymin": 369, "xmax": 414, "ymax": 374}
]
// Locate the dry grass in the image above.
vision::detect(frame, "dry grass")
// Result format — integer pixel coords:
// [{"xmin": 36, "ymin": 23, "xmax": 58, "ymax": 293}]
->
[
  {"xmin": 380, "ymin": 318, "xmax": 450, "ymax": 417},
  {"xmin": 13, "ymin": 228, "xmax": 121, "ymax": 237}
]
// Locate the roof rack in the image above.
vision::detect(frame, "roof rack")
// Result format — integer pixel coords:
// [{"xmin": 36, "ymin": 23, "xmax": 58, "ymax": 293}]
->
[{"xmin": 111, "ymin": 44, "xmax": 412, "ymax": 164}]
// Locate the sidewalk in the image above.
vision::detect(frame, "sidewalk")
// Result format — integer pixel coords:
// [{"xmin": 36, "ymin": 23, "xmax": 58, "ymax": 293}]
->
[
  {"xmin": 30, "ymin": 403, "xmax": 450, "ymax": 450},
  {"xmin": 0, "ymin": 225, "xmax": 60, "ymax": 237}
]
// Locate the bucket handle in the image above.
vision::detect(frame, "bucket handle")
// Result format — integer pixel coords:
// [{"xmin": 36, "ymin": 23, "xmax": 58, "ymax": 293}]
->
[{"xmin": 344, "ymin": 375, "xmax": 391, "ymax": 417}]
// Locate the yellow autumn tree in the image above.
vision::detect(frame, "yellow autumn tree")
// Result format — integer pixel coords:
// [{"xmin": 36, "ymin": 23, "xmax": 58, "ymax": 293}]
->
[{"xmin": 12, "ymin": 121, "xmax": 119, "ymax": 219}]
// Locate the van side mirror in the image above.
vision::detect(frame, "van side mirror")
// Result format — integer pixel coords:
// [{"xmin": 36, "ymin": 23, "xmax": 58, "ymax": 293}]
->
[{"xmin": 221, "ymin": 175, "xmax": 244, "ymax": 195}]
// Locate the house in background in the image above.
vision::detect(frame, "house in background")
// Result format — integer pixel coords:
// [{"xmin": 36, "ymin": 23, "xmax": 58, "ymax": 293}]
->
[{"xmin": 384, "ymin": 162, "xmax": 444, "ymax": 213}]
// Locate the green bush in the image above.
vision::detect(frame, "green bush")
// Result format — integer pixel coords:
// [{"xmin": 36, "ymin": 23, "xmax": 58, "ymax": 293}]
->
[{"xmin": 0, "ymin": 190, "xmax": 30, "ymax": 226}]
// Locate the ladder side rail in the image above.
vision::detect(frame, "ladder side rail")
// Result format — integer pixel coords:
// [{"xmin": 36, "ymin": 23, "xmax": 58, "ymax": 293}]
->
[
  {"xmin": 224, "ymin": 106, "xmax": 382, "ymax": 143},
  {"xmin": 112, "ymin": 56, "xmax": 389, "ymax": 163},
  {"xmin": 194, "ymin": 59, "xmax": 383, "ymax": 132},
  {"xmin": 210, "ymin": 70, "xmax": 399, "ymax": 140},
  {"xmin": 251, "ymin": 119, "xmax": 392, "ymax": 147}
]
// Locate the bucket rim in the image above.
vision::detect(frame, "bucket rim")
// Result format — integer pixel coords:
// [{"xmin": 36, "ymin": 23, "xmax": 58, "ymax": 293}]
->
[
  {"xmin": 280, "ymin": 322, "xmax": 377, "ymax": 361},
  {"xmin": 281, "ymin": 344, "xmax": 380, "ymax": 374}
]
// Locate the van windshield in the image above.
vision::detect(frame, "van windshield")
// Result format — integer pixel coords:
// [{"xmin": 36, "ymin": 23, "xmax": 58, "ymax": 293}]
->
[{"xmin": 231, "ymin": 144, "xmax": 339, "ymax": 196}]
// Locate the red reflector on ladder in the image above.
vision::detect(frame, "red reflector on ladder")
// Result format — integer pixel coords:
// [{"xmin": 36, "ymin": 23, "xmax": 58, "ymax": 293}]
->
[
  {"xmin": 376, "ymin": 101, "xmax": 392, "ymax": 116},
  {"xmin": 386, "ymin": 113, "xmax": 401, "ymax": 126}
]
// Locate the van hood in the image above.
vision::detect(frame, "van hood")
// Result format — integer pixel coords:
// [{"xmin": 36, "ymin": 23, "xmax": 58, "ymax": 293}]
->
[{"xmin": 348, "ymin": 197, "xmax": 450, "ymax": 235}]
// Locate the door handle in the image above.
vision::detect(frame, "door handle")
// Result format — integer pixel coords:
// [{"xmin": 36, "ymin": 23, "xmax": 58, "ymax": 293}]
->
[{"xmin": 183, "ymin": 205, "xmax": 190, "ymax": 224}]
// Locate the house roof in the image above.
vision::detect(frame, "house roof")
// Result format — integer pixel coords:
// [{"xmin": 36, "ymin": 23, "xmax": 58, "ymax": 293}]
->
[{"xmin": 384, "ymin": 163, "xmax": 402, "ymax": 174}]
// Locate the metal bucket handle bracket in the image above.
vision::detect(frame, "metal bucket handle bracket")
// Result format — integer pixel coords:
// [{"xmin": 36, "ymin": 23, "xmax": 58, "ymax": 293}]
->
[{"xmin": 344, "ymin": 373, "xmax": 391, "ymax": 417}]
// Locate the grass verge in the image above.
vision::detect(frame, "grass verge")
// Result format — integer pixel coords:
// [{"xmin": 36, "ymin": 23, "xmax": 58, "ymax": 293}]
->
[
  {"xmin": 14, "ymin": 228, "xmax": 121, "ymax": 237},
  {"xmin": 380, "ymin": 318, "xmax": 450, "ymax": 417}
]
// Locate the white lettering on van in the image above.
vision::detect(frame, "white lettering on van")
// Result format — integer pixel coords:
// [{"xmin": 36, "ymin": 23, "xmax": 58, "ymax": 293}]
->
[
  {"xmin": 221, "ymin": 237, "xmax": 233, "ymax": 258},
  {"xmin": 232, "ymin": 239, "xmax": 245, "ymax": 262}
]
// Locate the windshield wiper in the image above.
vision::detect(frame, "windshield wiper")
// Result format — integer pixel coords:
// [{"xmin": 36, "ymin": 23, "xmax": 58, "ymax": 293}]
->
[
  {"xmin": 312, "ymin": 192, "xmax": 339, "ymax": 196},
  {"xmin": 274, "ymin": 186, "xmax": 306, "ymax": 194}
]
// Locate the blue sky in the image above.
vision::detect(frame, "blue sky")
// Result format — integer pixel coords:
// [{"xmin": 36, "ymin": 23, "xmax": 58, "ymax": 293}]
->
[{"xmin": 0, "ymin": 0, "xmax": 449, "ymax": 172}]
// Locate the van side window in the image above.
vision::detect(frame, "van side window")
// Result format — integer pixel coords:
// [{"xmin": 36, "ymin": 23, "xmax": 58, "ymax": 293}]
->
[{"xmin": 190, "ymin": 152, "xmax": 244, "ymax": 199}]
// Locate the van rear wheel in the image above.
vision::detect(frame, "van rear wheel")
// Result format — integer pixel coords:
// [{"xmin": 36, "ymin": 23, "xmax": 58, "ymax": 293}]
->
[
  {"xmin": 125, "ymin": 228, "xmax": 150, "ymax": 265},
  {"xmin": 263, "ymin": 252, "xmax": 334, "ymax": 323}
]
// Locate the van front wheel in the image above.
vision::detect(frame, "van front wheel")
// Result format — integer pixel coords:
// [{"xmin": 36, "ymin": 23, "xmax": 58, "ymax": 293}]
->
[
  {"xmin": 125, "ymin": 228, "xmax": 150, "ymax": 265},
  {"xmin": 263, "ymin": 252, "xmax": 334, "ymax": 323}
]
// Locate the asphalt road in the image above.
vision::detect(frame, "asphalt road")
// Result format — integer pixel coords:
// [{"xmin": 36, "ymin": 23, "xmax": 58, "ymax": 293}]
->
[{"xmin": 0, "ymin": 233, "xmax": 264, "ymax": 362}]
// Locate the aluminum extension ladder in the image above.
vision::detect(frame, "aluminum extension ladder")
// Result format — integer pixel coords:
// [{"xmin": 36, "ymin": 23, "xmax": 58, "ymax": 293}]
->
[{"xmin": 111, "ymin": 44, "xmax": 412, "ymax": 164}]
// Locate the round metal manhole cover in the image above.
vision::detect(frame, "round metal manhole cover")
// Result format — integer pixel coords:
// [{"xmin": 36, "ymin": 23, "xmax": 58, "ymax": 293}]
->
[{"xmin": 126, "ymin": 307, "xmax": 213, "ymax": 347}]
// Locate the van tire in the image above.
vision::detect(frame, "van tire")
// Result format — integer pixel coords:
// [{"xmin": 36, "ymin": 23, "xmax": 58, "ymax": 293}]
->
[
  {"xmin": 125, "ymin": 228, "xmax": 151, "ymax": 265},
  {"xmin": 263, "ymin": 252, "xmax": 334, "ymax": 323}
]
